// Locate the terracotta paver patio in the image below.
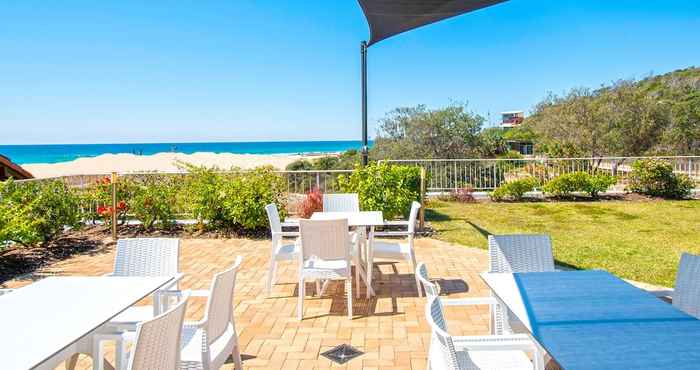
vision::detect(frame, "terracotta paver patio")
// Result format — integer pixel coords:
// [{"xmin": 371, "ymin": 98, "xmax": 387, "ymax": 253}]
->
[{"xmin": 4, "ymin": 237, "xmax": 497, "ymax": 370}]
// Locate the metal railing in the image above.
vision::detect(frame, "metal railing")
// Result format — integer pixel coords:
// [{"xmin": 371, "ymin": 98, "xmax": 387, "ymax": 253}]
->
[
  {"xmin": 383, "ymin": 156, "xmax": 700, "ymax": 192},
  {"xmin": 16, "ymin": 170, "xmax": 354, "ymax": 195}
]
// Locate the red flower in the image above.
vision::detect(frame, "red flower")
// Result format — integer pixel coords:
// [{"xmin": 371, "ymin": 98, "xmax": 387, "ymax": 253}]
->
[{"xmin": 117, "ymin": 201, "xmax": 127, "ymax": 210}]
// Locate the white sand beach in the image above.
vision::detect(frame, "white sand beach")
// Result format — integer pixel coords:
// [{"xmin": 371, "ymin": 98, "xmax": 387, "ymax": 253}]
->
[{"xmin": 23, "ymin": 152, "xmax": 323, "ymax": 178}]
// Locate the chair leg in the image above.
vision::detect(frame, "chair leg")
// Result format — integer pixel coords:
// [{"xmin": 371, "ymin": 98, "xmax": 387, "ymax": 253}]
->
[
  {"xmin": 267, "ymin": 259, "xmax": 277, "ymax": 296},
  {"xmin": 115, "ymin": 338, "xmax": 126, "ymax": 370},
  {"xmin": 346, "ymin": 278, "xmax": 353, "ymax": 319},
  {"xmin": 355, "ymin": 260, "xmax": 360, "ymax": 299},
  {"xmin": 65, "ymin": 354, "xmax": 80, "ymax": 370},
  {"xmin": 297, "ymin": 277, "xmax": 305, "ymax": 321},
  {"xmin": 410, "ymin": 253, "xmax": 422, "ymax": 297},
  {"xmin": 232, "ymin": 343, "xmax": 244, "ymax": 370}
]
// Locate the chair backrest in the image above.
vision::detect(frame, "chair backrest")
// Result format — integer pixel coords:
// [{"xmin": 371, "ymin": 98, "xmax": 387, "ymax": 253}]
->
[
  {"xmin": 204, "ymin": 256, "xmax": 243, "ymax": 345},
  {"xmin": 488, "ymin": 234, "xmax": 555, "ymax": 273},
  {"xmin": 673, "ymin": 253, "xmax": 700, "ymax": 318},
  {"xmin": 425, "ymin": 296, "xmax": 460, "ymax": 370},
  {"xmin": 113, "ymin": 238, "xmax": 180, "ymax": 277},
  {"xmin": 416, "ymin": 262, "xmax": 439, "ymax": 299},
  {"xmin": 265, "ymin": 203, "xmax": 282, "ymax": 234},
  {"xmin": 127, "ymin": 291, "xmax": 189, "ymax": 370},
  {"xmin": 323, "ymin": 193, "xmax": 360, "ymax": 212},
  {"xmin": 298, "ymin": 219, "xmax": 350, "ymax": 262},
  {"xmin": 408, "ymin": 201, "xmax": 422, "ymax": 234}
]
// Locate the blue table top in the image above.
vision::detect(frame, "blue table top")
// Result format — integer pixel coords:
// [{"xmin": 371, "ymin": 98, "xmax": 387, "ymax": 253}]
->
[{"xmin": 512, "ymin": 270, "xmax": 700, "ymax": 370}]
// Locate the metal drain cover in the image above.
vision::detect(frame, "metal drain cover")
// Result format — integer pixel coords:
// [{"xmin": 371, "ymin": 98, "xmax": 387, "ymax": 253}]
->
[{"xmin": 321, "ymin": 344, "xmax": 363, "ymax": 364}]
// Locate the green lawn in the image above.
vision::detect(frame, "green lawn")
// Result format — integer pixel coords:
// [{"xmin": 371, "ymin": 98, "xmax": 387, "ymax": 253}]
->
[{"xmin": 426, "ymin": 199, "xmax": 700, "ymax": 287}]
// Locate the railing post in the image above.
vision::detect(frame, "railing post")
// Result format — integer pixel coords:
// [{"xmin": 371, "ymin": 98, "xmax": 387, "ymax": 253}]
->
[
  {"xmin": 419, "ymin": 167, "xmax": 426, "ymax": 230},
  {"xmin": 316, "ymin": 172, "xmax": 321, "ymax": 190},
  {"xmin": 111, "ymin": 171, "xmax": 117, "ymax": 241}
]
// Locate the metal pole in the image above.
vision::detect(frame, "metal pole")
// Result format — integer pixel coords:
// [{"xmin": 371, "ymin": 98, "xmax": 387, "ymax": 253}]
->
[
  {"xmin": 111, "ymin": 171, "xmax": 117, "ymax": 240},
  {"xmin": 361, "ymin": 41, "xmax": 369, "ymax": 166}
]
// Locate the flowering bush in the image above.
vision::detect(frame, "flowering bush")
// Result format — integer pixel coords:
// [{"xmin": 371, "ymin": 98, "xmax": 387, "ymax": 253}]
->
[
  {"xmin": 85, "ymin": 176, "xmax": 134, "ymax": 226},
  {"xmin": 299, "ymin": 187, "xmax": 323, "ymax": 218},
  {"xmin": 130, "ymin": 176, "xmax": 179, "ymax": 231}
]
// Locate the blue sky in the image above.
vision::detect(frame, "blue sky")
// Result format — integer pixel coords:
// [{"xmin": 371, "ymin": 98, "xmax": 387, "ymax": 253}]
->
[{"xmin": 1, "ymin": 0, "xmax": 698, "ymax": 145}]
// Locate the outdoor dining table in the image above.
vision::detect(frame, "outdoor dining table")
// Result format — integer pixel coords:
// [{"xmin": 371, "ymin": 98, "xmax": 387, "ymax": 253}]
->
[
  {"xmin": 0, "ymin": 275, "xmax": 175, "ymax": 370},
  {"xmin": 310, "ymin": 211, "xmax": 384, "ymax": 296},
  {"xmin": 481, "ymin": 270, "xmax": 700, "ymax": 370}
]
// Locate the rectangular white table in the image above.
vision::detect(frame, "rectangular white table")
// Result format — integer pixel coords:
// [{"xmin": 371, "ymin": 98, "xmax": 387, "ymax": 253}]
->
[
  {"xmin": 311, "ymin": 211, "xmax": 384, "ymax": 296},
  {"xmin": 481, "ymin": 270, "xmax": 700, "ymax": 370},
  {"xmin": 0, "ymin": 276, "xmax": 174, "ymax": 370}
]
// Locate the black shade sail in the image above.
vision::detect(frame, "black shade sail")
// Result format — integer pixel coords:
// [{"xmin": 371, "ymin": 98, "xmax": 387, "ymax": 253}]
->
[{"xmin": 358, "ymin": 0, "xmax": 508, "ymax": 46}]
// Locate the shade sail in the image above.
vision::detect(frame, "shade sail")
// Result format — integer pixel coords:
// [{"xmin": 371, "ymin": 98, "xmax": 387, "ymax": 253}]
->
[{"xmin": 358, "ymin": 0, "xmax": 508, "ymax": 46}]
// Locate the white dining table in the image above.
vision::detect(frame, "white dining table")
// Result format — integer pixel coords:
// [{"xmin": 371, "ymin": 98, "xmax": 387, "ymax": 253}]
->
[
  {"xmin": 0, "ymin": 275, "xmax": 174, "ymax": 370},
  {"xmin": 311, "ymin": 211, "xmax": 384, "ymax": 296}
]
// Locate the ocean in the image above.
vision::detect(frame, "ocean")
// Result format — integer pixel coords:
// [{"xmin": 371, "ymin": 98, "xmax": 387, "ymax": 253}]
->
[{"xmin": 0, "ymin": 141, "xmax": 371, "ymax": 165}]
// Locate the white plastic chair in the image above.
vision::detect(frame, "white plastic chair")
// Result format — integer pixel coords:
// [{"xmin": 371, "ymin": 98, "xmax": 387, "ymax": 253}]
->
[
  {"xmin": 179, "ymin": 256, "xmax": 244, "ymax": 370},
  {"xmin": 372, "ymin": 201, "xmax": 422, "ymax": 296},
  {"xmin": 487, "ymin": 235, "xmax": 556, "ymax": 273},
  {"xmin": 265, "ymin": 203, "xmax": 299, "ymax": 295},
  {"xmin": 107, "ymin": 238, "xmax": 183, "ymax": 326},
  {"xmin": 297, "ymin": 219, "xmax": 358, "ymax": 320},
  {"xmin": 322, "ymin": 193, "xmax": 360, "ymax": 212},
  {"xmin": 653, "ymin": 252, "xmax": 700, "ymax": 318},
  {"xmin": 101, "ymin": 257, "xmax": 245, "ymax": 370},
  {"xmin": 488, "ymin": 234, "xmax": 556, "ymax": 337},
  {"xmin": 125, "ymin": 290, "xmax": 190, "ymax": 370},
  {"xmin": 425, "ymin": 295, "xmax": 537, "ymax": 370},
  {"xmin": 417, "ymin": 262, "xmax": 508, "ymax": 337}
]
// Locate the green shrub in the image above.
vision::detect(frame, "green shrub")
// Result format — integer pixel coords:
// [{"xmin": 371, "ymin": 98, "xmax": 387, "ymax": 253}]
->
[
  {"xmin": 182, "ymin": 165, "xmax": 227, "ymax": 228},
  {"xmin": 628, "ymin": 159, "xmax": 693, "ymax": 199},
  {"xmin": 337, "ymin": 163, "xmax": 422, "ymax": 219},
  {"xmin": 543, "ymin": 171, "xmax": 617, "ymax": 198},
  {"xmin": 0, "ymin": 179, "xmax": 81, "ymax": 247},
  {"xmin": 585, "ymin": 173, "xmax": 617, "ymax": 198},
  {"xmin": 491, "ymin": 177, "xmax": 537, "ymax": 201},
  {"xmin": 543, "ymin": 172, "xmax": 590, "ymax": 197},
  {"xmin": 131, "ymin": 176, "xmax": 179, "ymax": 230},
  {"xmin": 221, "ymin": 166, "xmax": 287, "ymax": 230}
]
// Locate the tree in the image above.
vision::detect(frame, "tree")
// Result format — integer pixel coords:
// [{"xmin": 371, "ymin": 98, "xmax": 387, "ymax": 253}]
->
[
  {"xmin": 371, "ymin": 103, "xmax": 486, "ymax": 159},
  {"xmin": 525, "ymin": 67, "xmax": 700, "ymax": 157}
]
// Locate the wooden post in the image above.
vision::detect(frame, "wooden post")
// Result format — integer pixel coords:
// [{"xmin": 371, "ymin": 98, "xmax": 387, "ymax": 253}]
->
[
  {"xmin": 419, "ymin": 167, "xmax": 426, "ymax": 230},
  {"xmin": 111, "ymin": 172, "xmax": 117, "ymax": 241}
]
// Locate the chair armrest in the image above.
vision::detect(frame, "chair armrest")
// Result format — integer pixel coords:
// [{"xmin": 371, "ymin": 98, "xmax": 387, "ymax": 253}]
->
[
  {"xmin": 190, "ymin": 289, "xmax": 210, "ymax": 298},
  {"xmin": 162, "ymin": 273, "xmax": 184, "ymax": 290},
  {"xmin": 452, "ymin": 334, "xmax": 535, "ymax": 352},
  {"xmin": 650, "ymin": 289, "xmax": 674, "ymax": 298},
  {"xmin": 441, "ymin": 297, "xmax": 498, "ymax": 307},
  {"xmin": 383, "ymin": 220, "xmax": 409, "ymax": 226},
  {"xmin": 373, "ymin": 231, "xmax": 412, "ymax": 237},
  {"xmin": 273, "ymin": 231, "xmax": 300, "ymax": 238},
  {"xmin": 93, "ymin": 330, "xmax": 137, "ymax": 343}
]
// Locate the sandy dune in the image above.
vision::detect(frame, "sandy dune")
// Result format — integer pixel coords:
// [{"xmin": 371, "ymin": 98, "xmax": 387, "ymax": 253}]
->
[{"xmin": 23, "ymin": 152, "xmax": 321, "ymax": 178}]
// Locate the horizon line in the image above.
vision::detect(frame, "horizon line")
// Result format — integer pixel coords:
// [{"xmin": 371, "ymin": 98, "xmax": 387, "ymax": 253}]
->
[{"xmin": 0, "ymin": 139, "xmax": 375, "ymax": 147}]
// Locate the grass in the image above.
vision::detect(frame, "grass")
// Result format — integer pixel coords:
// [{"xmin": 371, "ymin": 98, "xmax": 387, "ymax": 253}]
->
[{"xmin": 426, "ymin": 199, "xmax": 700, "ymax": 287}]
